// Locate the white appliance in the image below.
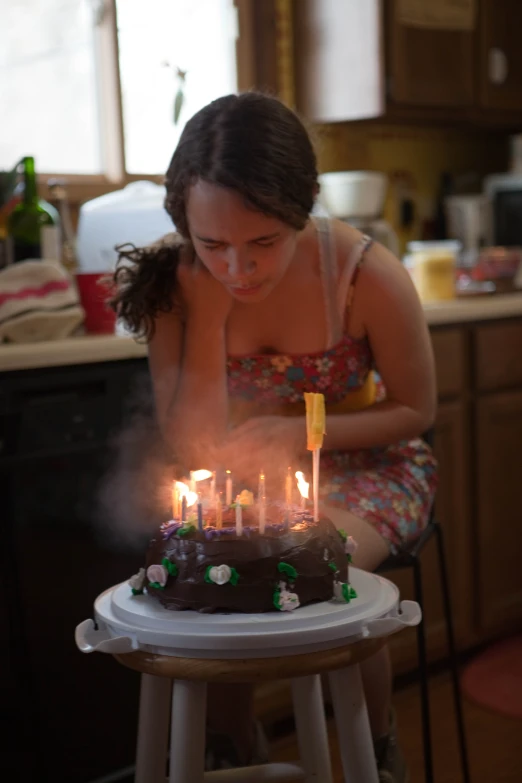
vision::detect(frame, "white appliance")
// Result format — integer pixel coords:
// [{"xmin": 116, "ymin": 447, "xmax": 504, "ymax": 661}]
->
[
  {"xmin": 482, "ymin": 134, "xmax": 522, "ymax": 249},
  {"xmin": 444, "ymin": 194, "xmax": 490, "ymax": 262},
  {"xmin": 318, "ymin": 170, "xmax": 399, "ymax": 256},
  {"xmin": 76, "ymin": 181, "xmax": 175, "ymax": 273}
]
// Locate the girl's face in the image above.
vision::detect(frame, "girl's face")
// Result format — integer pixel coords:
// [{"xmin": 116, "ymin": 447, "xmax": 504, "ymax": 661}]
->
[{"xmin": 186, "ymin": 180, "xmax": 300, "ymax": 302}]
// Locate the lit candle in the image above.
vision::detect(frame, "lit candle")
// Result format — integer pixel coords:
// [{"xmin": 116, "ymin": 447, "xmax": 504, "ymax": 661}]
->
[
  {"xmin": 313, "ymin": 449, "xmax": 320, "ymax": 522},
  {"xmin": 197, "ymin": 493, "xmax": 203, "ymax": 532},
  {"xmin": 295, "ymin": 471, "xmax": 309, "ymax": 511},
  {"xmin": 181, "ymin": 495, "xmax": 187, "ymax": 522},
  {"xmin": 258, "ymin": 470, "xmax": 266, "ymax": 500},
  {"xmin": 235, "ymin": 494, "xmax": 243, "ymax": 537},
  {"xmin": 285, "ymin": 466, "xmax": 293, "ymax": 507},
  {"xmin": 210, "ymin": 471, "xmax": 216, "ymax": 504},
  {"xmin": 216, "ymin": 492, "xmax": 223, "ymax": 529},
  {"xmin": 190, "ymin": 471, "xmax": 196, "ymax": 493},
  {"xmin": 225, "ymin": 470, "xmax": 233, "ymax": 506},
  {"xmin": 172, "ymin": 481, "xmax": 179, "ymax": 519}
]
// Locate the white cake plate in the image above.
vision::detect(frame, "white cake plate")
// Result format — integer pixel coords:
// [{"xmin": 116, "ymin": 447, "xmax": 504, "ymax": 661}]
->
[{"xmin": 76, "ymin": 568, "xmax": 421, "ymax": 659}]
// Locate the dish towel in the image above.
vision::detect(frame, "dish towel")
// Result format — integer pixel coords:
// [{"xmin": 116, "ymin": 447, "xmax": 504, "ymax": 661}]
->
[{"xmin": 0, "ymin": 260, "xmax": 84, "ymax": 343}]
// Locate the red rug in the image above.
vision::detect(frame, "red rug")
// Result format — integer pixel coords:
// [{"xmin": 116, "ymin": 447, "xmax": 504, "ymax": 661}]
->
[{"xmin": 461, "ymin": 634, "xmax": 522, "ymax": 719}]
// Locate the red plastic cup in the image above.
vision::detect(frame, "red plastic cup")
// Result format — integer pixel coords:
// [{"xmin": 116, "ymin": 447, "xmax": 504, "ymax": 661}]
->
[{"xmin": 76, "ymin": 272, "xmax": 117, "ymax": 334}]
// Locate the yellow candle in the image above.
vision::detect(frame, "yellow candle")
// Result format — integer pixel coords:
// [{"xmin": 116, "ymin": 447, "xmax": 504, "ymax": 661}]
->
[{"xmin": 216, "ymin": 493, "xmax": 223, "ymax": 529}]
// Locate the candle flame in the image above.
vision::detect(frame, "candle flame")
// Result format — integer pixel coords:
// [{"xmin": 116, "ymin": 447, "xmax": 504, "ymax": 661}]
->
[
  {"xmin": 190, "ymin": 469, "xmax": 213, "ymax": 483},
  {"xmin": 295, "ymin": 471, "xmax": 309, "ymax": 500},
  {"xmin": 175, "ymin": 480, "xmax": 198, "ymax": 508}
]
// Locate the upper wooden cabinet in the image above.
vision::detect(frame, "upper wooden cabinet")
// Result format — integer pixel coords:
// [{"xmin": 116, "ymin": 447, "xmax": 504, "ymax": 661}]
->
[
  {"xmin": 478, "ymin": 0, "xmax": 522, "ymax": 113},
  {"xmin": 386, "ymin": 0, "xmax": 475, "ymax": 108},
  {"xmin": 293, "ymin": 0, "xmax": 522, "ymax": 127}
]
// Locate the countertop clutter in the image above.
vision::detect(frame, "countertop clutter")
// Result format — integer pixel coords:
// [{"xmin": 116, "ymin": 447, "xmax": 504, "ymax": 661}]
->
[{"xmin": 1, "ymin": 292, "xmax": 522, "ymax": 372}]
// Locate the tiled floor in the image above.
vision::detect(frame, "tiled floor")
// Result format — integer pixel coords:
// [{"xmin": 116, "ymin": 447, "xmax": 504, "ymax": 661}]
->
[{"xmin": 271, "ymin": 671, "xmax": 522, "ymax": 782}]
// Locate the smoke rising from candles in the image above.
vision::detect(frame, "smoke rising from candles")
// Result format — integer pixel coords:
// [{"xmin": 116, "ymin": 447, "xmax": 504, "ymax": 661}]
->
[{"xmin": 95, "ymin": 379, "xmax": 308, "ymax": 549}]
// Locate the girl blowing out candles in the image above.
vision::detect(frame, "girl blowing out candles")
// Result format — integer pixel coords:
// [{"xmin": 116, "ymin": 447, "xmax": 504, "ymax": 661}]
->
[{"xmin": 110, "ymin": 92, "xmax": 437, "ymax": 782}]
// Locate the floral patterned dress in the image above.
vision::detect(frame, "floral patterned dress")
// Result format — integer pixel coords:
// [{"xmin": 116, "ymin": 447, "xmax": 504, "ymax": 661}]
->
[{"xmin": 226, "ymin": 219, "xmax": 438, "ymax": 554}]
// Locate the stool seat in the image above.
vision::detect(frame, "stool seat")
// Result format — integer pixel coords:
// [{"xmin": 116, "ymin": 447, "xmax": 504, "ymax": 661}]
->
[{"xmin": 114, "ymin": 635, "xmax": 387, "ymax": 683}]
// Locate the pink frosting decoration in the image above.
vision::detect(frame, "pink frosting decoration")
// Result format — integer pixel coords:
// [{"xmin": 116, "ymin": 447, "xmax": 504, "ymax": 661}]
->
[{"xmin": 146, "ymin": 564, "xmax": 168, "ymax": 586}]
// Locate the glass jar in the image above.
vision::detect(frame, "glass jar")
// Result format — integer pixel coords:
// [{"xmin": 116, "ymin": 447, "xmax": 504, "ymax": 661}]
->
[{"xmin": 407, "ymin": 240, "xmax": 461, "ymax": 303}]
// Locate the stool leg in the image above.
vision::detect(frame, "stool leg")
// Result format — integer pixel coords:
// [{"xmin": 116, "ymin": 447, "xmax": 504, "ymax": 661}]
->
[
  {"xmin": 413, "ymin": 557, "xmax": 434, "ymax": 783},
  {"xmin": 135, "ymin": 673, "xmax": 171, "ymax": 783},
  {"xmin": 291, "ymin": 674, "xmax": 334, "ymax": 783},
  {"xmin": 435, "ymin": 522, "xmax": 471, "ymax": 783},
  {"xmin": 169, "ymin": 679, "xmax": 207, "ymax": 783},
  {"xmin": 329, "ymin": 665, "xmax": 379, "ymax": 783}
]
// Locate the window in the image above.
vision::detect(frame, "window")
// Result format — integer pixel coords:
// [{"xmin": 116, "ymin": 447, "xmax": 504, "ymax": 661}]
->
[
  {"xmin": 0, "ymin": 0, "xmax": 101, "ymax": 174},
  {"xmin": 1, "ymin": 0, "xmax": 239, "ymax": 180},
  {"xmin": 118, "ymin": 0, "xmax": 238, "ymax": 174}
]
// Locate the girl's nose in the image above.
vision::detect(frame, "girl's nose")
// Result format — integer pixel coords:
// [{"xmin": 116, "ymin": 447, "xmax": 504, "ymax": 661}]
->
[{"xmin": 226, "ymin": 249, "xmax": 256, "ymax": 279}]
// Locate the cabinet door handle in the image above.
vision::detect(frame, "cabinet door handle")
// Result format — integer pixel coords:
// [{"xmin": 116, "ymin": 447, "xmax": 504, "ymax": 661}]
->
[{"xmin": 488, "ymin": 47, "xmax": 509, "ymax": 85}]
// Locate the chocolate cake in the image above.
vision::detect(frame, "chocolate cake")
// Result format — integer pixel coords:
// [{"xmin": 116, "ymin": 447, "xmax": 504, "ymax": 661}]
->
[{"xmin": 129, "ymin": 503, "xmax": 358, "ymax": 614}]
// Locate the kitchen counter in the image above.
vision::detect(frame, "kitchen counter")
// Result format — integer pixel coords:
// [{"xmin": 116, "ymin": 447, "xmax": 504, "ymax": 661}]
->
[
  {"xmin": 0, "ymin": 333, "xmax": 147, "ymax": 372},
  {"xmin": 423, "ymin": 290, "xmax": 522, "ymax": 326},
  {"xmin": 1, "ymin": 292, "xmax": 522, "ymax": 372}
]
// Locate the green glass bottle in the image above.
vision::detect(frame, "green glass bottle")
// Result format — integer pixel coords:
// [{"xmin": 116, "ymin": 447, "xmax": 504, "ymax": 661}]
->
[{"xmin": 7, "ymin": 156, "xmax": 60, "ymax": 264}]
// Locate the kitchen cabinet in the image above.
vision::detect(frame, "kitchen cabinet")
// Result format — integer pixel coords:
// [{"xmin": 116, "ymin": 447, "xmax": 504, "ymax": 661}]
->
[
  {"xmin": 293, "ymin": 0, "xmax": 522, "ymax": 128},
  {"xmin": 476, "ymin": 390, "xmax": 522, "ymax": 633},
  {"xmin": 386, "ymin": 0, "xmax": 475, "ymax": 109},
  {"xmin": 478, "ymin": 0, "xmax": 522, "ymax": 113},
  {"xmin": 385, "ymin": 318, "xmax": 522, "ymax": 675}
]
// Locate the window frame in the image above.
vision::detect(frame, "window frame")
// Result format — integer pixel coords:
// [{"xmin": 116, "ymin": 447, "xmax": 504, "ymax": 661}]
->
[{"xmin": 35, "ymin": 0, "xmax": 279, "ymax": 203}]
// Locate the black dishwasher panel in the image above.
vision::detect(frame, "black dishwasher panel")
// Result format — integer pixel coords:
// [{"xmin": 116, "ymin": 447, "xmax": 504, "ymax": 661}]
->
[{"xmin": 2, "ymin": 357, "xmax": 157, "ymax": 783}]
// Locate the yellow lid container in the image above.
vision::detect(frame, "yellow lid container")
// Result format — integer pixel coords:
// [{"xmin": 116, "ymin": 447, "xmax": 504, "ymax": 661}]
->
[{"xmin": 407, "ymin": 240, "xmax": 460, "ymax": 303}]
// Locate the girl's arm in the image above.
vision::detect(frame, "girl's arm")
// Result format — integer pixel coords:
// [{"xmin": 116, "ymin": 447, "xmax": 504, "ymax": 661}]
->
[
  {"xmin": 148, "ymin": 260, "xmax": 232, "ymax": 468},
  {"xmin": 323, "ymin": 242, "xmax": 436, "ymax": 451}
]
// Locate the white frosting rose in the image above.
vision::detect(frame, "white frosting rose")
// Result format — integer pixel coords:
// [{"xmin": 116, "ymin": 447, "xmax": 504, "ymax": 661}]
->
[
  {"xmin": 208, "ymin": 564, "xmax": 232, "ymax": 585},
  {"xmin": 146, "ymin": 564, "xmax": 168, "ymax": 586},
  {"xmin": 333, "ymin": 581, "xmax": 345, "ymax": 602},
  {"xmin": 345, "ymin": 536, "xmax": 358, "ymax": 556},
  {"xmin": 129, "ymin": 567, "xmax": 146, "ymax": 591},
  {"xmin": 278, "ymin": 586, "xmax": 300, "ymax": 611}
]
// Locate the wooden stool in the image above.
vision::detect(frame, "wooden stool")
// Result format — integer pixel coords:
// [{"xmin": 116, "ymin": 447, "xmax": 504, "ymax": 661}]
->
[
  {"xmin": 76, "ymin": 569, "xmax": 421, "ymax": 782},
  {"xmin": 114, "ymin": 635, "xmax": 386, "ymax": 783}
]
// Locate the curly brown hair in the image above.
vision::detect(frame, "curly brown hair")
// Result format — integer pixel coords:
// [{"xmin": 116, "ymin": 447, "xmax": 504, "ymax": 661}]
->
[{"xmin": 110, "ymin": 92, "xmax": 318, "ymax": 339}]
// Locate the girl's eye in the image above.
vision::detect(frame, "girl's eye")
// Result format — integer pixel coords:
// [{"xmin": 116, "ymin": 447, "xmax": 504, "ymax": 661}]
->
[
  {"xmin": 255, "ymin": 240, "xmax": 275, "ymax": 248},
  {"xmin": 203, "ymin": 243, "xmax": 224, "ymax": 251}
]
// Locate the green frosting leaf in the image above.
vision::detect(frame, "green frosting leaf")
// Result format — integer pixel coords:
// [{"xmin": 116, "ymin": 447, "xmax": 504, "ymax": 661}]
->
[
  {"xmin": 278, "ymin": 562, "xmax": 298, "ymax": 580},
  {"xmin": 177, "ymin": 524, "xmax": 196, "ymax": 537},
  {"xmin": 230, "ymin": 567, "xmax": 239, "ymax": 586},
  {"xmin": 204, "ymin": 565, "xmax": 214, "ymax": 584},
  {"xmin": 347, "ymin": 553, "xmax": 353, "ymax": 563},
  {"xmin": 272, "ymin": 587, "xmax": 282, "ymax": 611},
  {"xmin": 148, "ymin": 581, "xmax": 164, "ymax": 590},
  {"xmin": 338, "ymin": 529, "xmax": 348, "ymax": 541},
  {"xmin": 162, "ymin": 557, "xmax": 178, "ymax": 576},
  {"xmin": 131, "ymin": 588, "xmax": 143, "ymax": 596},
  {"xmin": 341, "ymin": 583, "xmax": 358, "ymax": 602},
  {"xmin": 328, "ymin": 562, "xmax": 338, "ymax": 572}
]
